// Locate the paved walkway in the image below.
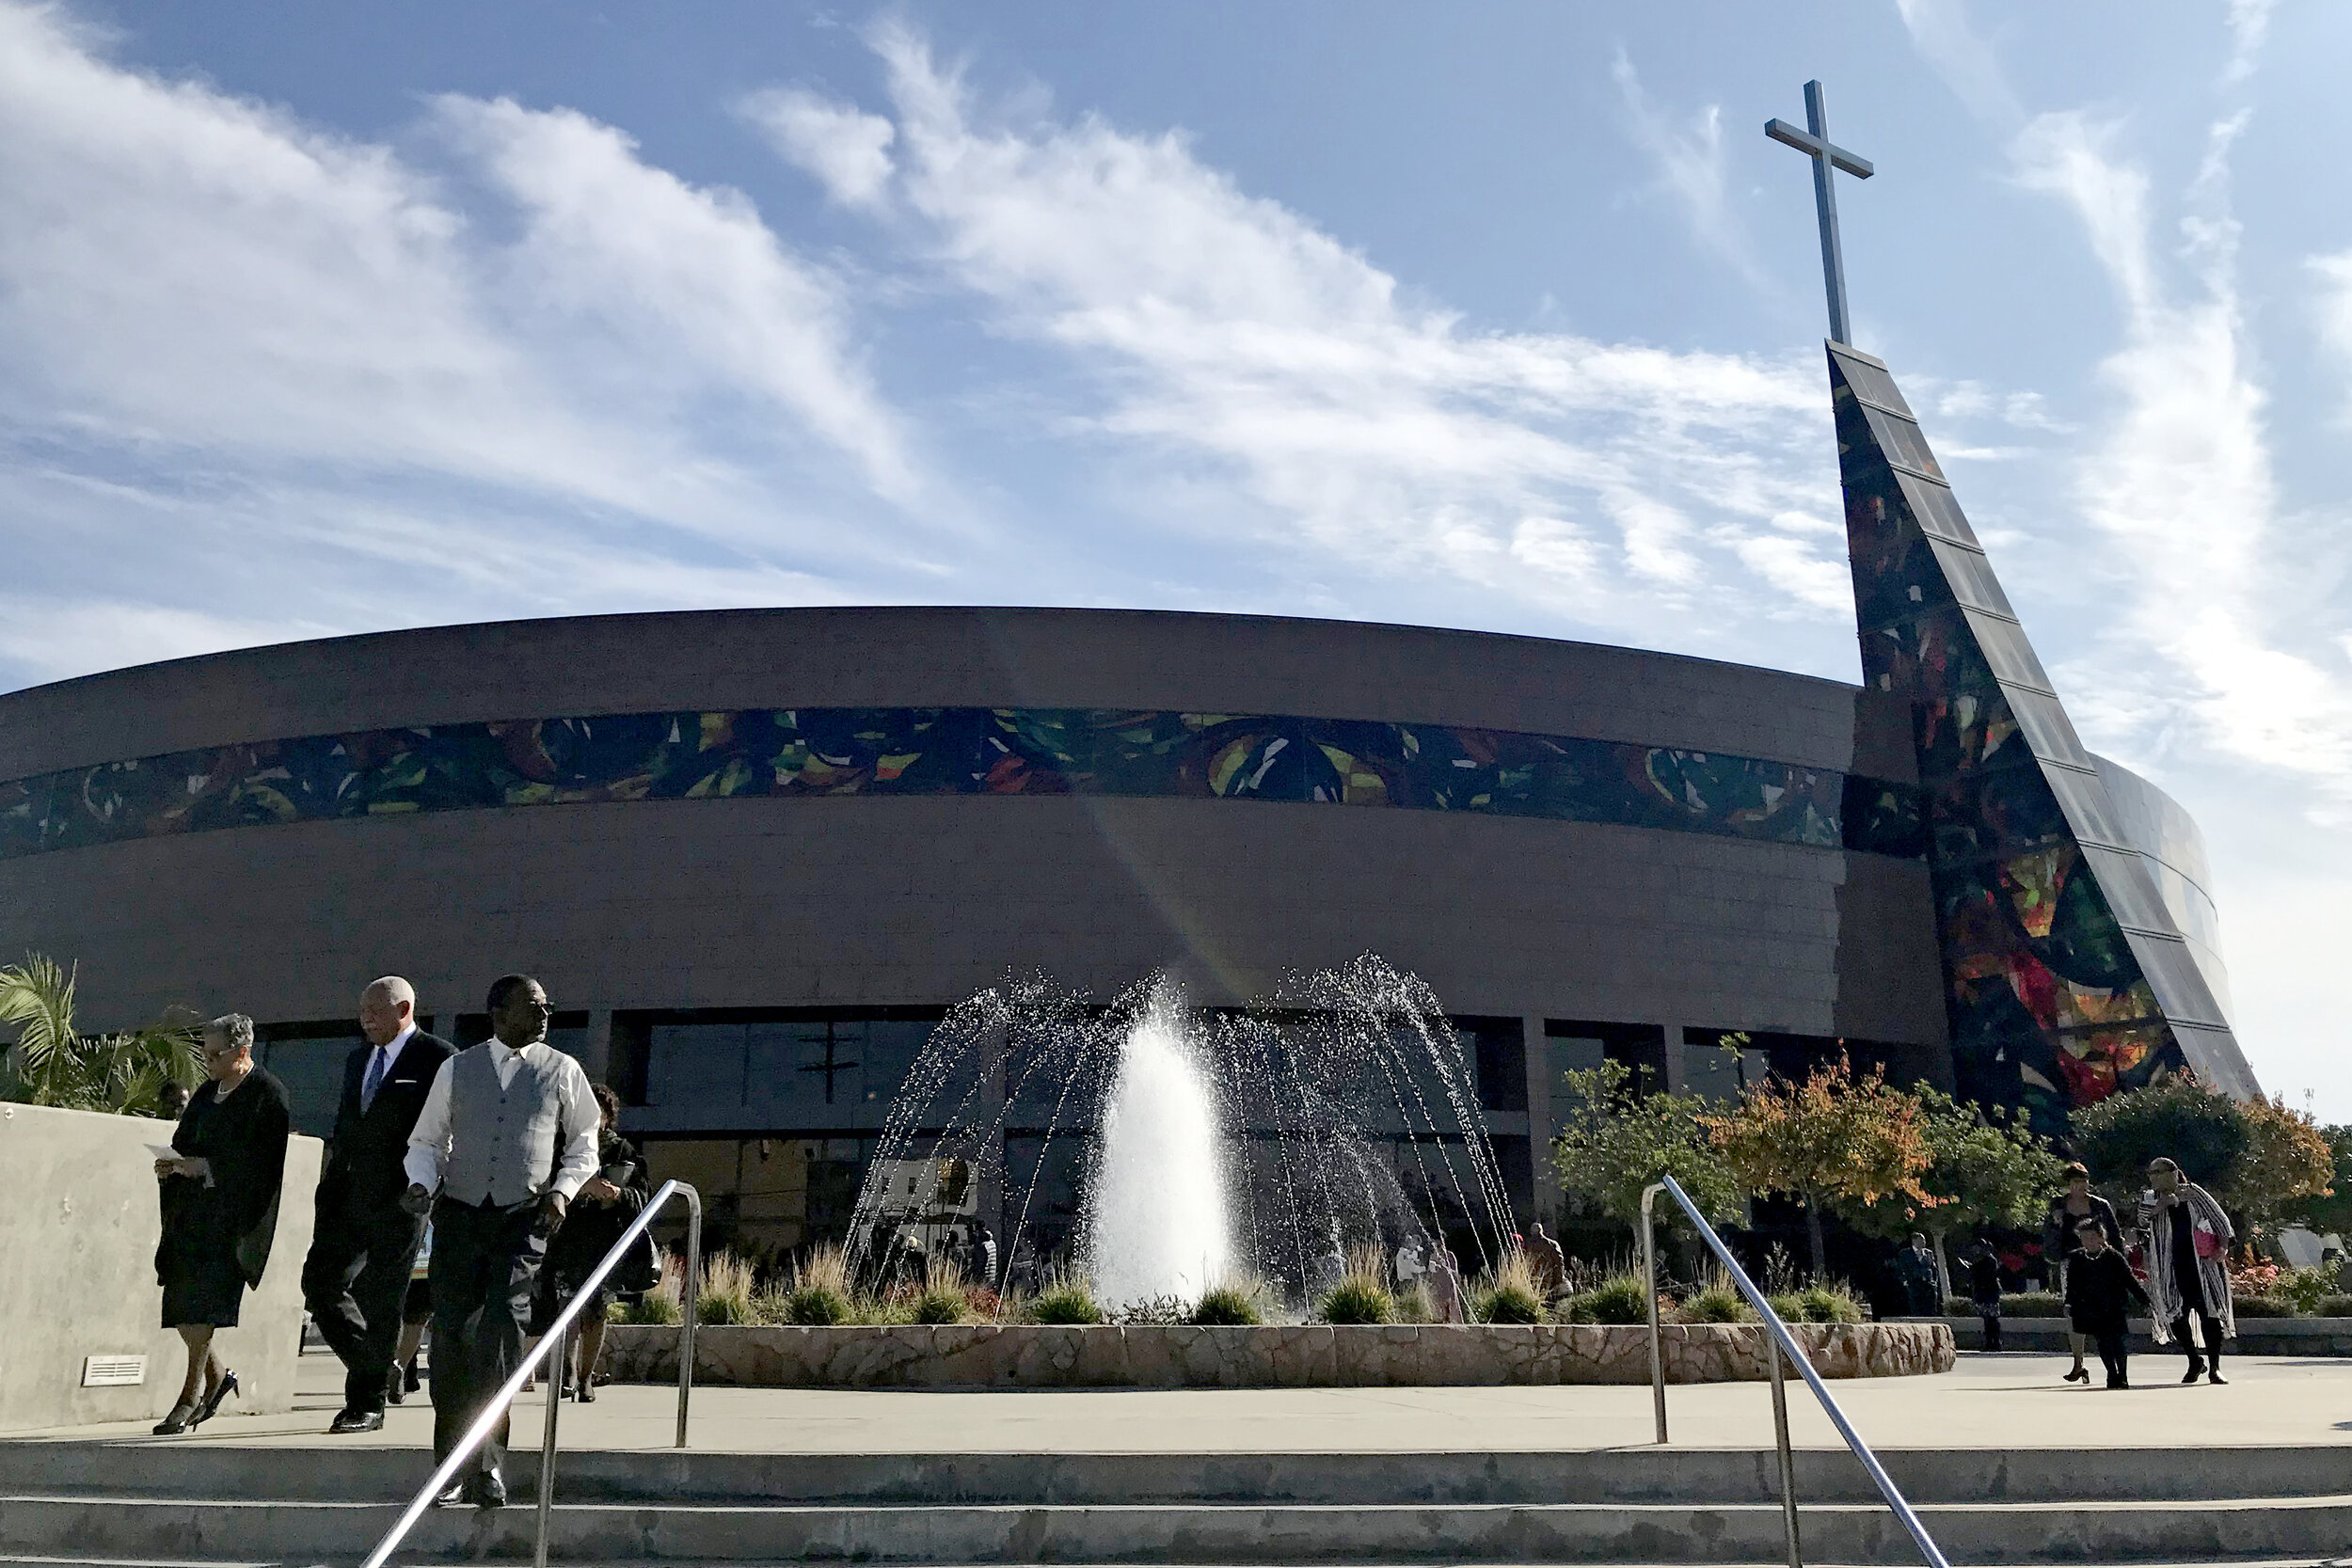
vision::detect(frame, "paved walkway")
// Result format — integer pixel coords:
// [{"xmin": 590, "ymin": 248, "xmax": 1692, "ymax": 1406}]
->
[{"xmin": 13, "ymin": 1347, "xmax": 2349, "ymax": 1453}]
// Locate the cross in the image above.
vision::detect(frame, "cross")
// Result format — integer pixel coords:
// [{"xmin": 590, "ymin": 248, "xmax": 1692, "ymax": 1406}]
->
[
  {"xmin": 799, "ymin": 1025, "xmax": 860, "ymax": 1104},
  {"xmin": 1766, "ymin": 80, "xmax": 1874, "ymax": 347}
]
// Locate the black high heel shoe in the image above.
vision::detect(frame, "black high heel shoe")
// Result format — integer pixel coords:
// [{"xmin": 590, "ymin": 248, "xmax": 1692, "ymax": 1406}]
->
[
  {"xmin": 152, "ymin": 1402, "xmax": 199, "ymax": 1435},
  {"xmin": 192, "ymin": 1370, "xmax": 239, "ymax": 1426}
]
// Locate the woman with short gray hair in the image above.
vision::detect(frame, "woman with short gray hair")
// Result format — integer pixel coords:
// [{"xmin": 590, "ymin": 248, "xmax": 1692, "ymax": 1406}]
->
[{"xmin": 151, "ymin": 1014, "xmax": 291, "ymax": 1433}]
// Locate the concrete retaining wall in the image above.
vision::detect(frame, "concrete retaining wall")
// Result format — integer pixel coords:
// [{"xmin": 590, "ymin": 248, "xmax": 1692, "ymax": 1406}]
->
[
  {"xmin": 0, "ymin": 1101, "xmax": 320, "ymax": 1432},
  {"xmin": 605, "ymin": 1320, "xmax": 1953, "ymax": 1388}
]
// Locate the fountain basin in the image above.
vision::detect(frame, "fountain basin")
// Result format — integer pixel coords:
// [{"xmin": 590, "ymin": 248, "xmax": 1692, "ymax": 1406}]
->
[{"xmin": 604, "ymin": 1321, "xmax": 1952, "ymax": 1388}]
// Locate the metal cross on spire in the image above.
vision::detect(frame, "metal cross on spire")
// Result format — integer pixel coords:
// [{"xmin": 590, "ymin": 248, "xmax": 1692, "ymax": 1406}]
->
[{"xmin": 1766, "ymin": 81, "xmax": 1873, "ymax": 347}]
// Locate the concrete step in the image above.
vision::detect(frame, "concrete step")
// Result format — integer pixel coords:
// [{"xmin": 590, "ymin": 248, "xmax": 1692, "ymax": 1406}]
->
[
  {"xmin": 8, "ymin": 1446, "xmax": 2348, "ymax": 1507},
  {"xmin": 6, "ymin": 1492, "xmax": 2352, "ymax": 1565}
]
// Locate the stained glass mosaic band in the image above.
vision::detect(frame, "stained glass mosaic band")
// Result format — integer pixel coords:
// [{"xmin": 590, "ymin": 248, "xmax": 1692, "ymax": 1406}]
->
[{"xmin": 0, "ymin": 705, "xmax": 1925, "ymax": 863}]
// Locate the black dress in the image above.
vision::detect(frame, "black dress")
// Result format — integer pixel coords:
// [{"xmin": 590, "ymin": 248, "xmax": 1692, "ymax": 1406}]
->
[
  {"xmin": 156, "ymin": 1068, "xmax": 292, "ymax": 1328},
  {"xmin": 530, "ymin": 1131, "xmax": 651, "ymax": 1334}
]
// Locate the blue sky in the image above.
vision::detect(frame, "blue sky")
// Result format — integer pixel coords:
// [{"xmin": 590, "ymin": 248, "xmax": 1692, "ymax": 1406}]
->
[{"xmin": 4, "ymin": 1, "xmax": 2346, "ymax": 1114}]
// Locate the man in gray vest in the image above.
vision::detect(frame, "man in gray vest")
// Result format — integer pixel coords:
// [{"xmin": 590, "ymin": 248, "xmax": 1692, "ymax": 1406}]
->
[{"xmin": 402, "ymin": 974, "xmax": 597, "ymax": 1509}]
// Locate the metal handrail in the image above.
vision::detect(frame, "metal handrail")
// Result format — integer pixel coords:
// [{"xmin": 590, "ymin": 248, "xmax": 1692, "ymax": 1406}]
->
[
  {"xmin": 1642, "ymin": 1176, "xmax": 1949, "ymax": 1568},
  {"xmin": 359, "ymin": 1179, "xmax": 703, "ymax": 1568}
]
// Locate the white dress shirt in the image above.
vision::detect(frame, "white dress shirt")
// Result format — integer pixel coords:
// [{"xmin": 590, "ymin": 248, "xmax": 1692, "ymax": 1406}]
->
[
  {"xmin": 403, "ymin": 1037, "xmax": 600, "ymax": 1200},
  {"xmin": 359, "ymin": 1022, "xmax": 416, "ymax": 1109}
]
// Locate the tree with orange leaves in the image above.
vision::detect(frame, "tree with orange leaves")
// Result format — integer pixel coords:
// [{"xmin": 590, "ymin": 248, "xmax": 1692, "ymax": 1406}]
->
[{"xmin": 1707, "ymin": 1054, "xmax": 1933, "ymax": 1278}]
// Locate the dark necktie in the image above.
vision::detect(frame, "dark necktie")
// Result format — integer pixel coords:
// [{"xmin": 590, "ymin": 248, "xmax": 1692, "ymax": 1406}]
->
[{"xmin": 361, "ymin": 1048, "xmax": 389, "ymax": 1112}]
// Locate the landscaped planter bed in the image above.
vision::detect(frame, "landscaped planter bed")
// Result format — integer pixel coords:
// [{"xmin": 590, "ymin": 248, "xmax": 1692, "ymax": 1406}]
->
[{"xmin": 603, "ymin": 1320, "xmax": 1953, "ymax": 1389}]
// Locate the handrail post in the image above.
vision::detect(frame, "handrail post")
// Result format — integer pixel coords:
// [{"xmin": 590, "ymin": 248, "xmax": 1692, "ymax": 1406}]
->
[
  {"xmin": 361, "ymin": 1180, "xmax": 701, "ymax": 1568},
  {"xmin": 532, "ymin": 1330, "xmax": 567, "ymax": 1568},
  {"xmin": 1766, "ymin": 1334, "xmax": 1801, "ymax": 1568},
  {"xmin": 1640, "ymin": 1181, "xmax": 1667, "ymax": 1445},
  {"xmin": 676, "ymin": 1184, "xmax": 703, "ymax": 1449}
]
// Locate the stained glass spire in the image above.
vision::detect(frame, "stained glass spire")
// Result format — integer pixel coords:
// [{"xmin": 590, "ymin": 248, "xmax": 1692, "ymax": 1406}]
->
[{"xmin": 1827, "ymin": 341, "xmax": 2257, "ymax": 1129}]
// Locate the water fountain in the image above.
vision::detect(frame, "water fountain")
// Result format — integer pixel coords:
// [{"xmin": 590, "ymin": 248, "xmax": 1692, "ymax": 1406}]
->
[{"xmin": 847, "ymin": 953, "xmax": 1516, "ymax": 1307}]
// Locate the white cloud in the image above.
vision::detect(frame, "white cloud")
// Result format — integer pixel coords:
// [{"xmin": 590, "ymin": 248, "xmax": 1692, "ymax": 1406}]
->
[
  {"xmin": 1609, "ymin": 53, "xmax": 1765, "ymax": 290},
  {"xmin": 1893, "ymin": 0, "xmax": 2026, "ymax": 130},
  {"xmin": 760, "ymin": 24, "xmax": 1851, "ymax": 641},
  {"xmin": 2224, "ymin": 0, "xmax": 2277, "ymax": 85},
  {"xmin": 739, "ymin": 87, "xmax": 898, "ymax": 209}
]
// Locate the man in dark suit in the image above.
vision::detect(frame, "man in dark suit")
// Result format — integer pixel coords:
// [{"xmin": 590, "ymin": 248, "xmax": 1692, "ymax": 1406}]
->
[{"xmin": 301, "ymin": 976, "xmax": 453, "ymax": 1433}]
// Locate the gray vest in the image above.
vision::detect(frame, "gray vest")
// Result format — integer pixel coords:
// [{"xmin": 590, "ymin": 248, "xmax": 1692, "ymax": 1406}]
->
[{"xmin": 440, "ymin": 1043, "xmax": 575, "ymax": 1207}]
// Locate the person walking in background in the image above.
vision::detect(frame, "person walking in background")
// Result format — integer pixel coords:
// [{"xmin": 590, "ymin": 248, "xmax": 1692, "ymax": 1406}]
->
[
  {"xmin": 389, "ymin": 1225, "xmax": 433, "ymax": 1404},
  {"xmin": 969, "ymin": 1219, "xmax": 998, "ymax": 1291},
  {"xmin": 2063, "ymin": 1216, "xmax": 2148, "ymax": 1388},
  {"xmin": 404, "ymin": 974, "xmax": 598, "ymax": 1509},
  {"xmin": 2043, "ymin": 1161, "xmax": 2123, "ymax": 1384},
  {"xmin": 1429, "ymin": 1241, "xmax": 1465, "ymax": 1323},
  {"xmin": 1964, "ymin": 1241, "xmax": 2004, "ymax": 1352},
  {"xmin": 1528, "ymin": 1221, "xmax": 1569, "ymax": 1301},
  {"xmin": 151, "ymin": 1015, "xmax": 290, "ymax": 1434},
  {"xmin": 302, "ymin": 978, "xmax": 454, "ymax": 1434},
  {"xmin": 2139, "ymin": 1156, "xmax": 2234, "ymax": 1385},
  {"xmin": 1895, "ymin": 1232, "xmax": 1942, "ymax": 1316},
  {"xmin": 529, "ymin": 1084, "xmax": 648, "ymax": 1403}
]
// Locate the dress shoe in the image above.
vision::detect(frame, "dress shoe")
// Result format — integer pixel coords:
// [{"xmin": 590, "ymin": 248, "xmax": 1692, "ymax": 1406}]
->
[
  {"xmin": 328, "ymin": 1408, "xmax": 385, "ymax": 1434},
  {"xmin": 431, "ymin": 1482, "xmax": 469, "ymax": 1509},
  {"xmin": 192, "ymin": 1370, "xmax": 239, "ymax": 1426},
  {"xmin": 2063, "ymin": 1367, "xmax": 2088, "ymax": 1383},
  {"xmin": 575, "ymin": 1383, "xmax": 596, "ymax": 1403},
  {"xmin": 151, "ymin": 1402, "xmax": 199, "ymax": 1435},
  {"xmin": 470, "ymin": 1471, "xmax": 508, "ymax": 1510},
  {"xmin": 2207, "ymin": 1369, "xmax": 2228, "ymax": 1385},
  {"xmin": 2181, "ymin": 1364, "xmax": 2205, "ymax": 1384},
  {"xmin": 405, "ymin": 1362, "xmax": 422, "ymax": 1393}
]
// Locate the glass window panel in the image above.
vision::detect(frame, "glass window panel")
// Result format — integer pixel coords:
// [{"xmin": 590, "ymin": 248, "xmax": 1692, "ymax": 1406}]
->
[
  {"xmin": 2075, "ymin": 843, "xmax": 2176, "ymax": 934},
  {"xmin": 1928, "ymin": 541, "xmax": 2017, "ymax": 618},
  {"xmin": 259, "ymin": 1032, "xmax": 357, "ymax": 1136},
  {"xmin": 2122, "ymin": 932, "xmax": 2230, "ymax": 1027},
  {"xmin": 1895, "ymin": 472, "xmax": 1979, "ymax": 546},
  {"xmin": 1962, "ymin": 613, "xmax": 2053, "ymax": 690},
  {"xmin": 649, "ymin": 1022, "xmax": 747, "ymax": 1109},
  {"xmin": 2002, "ymin": 688, "xmax": 2091, "ymax": 767},
  {"xmin": 1834, "ymin": 354, "xmax": 1915, "ymax": 417},
  {"xmin": 1678, "ymin": 1040, "xmax": 1765, "ymax": 1103},
  {"xmin": 1863, "ymin": 406, "xmax": 1944, "ymax": 480},
  {"xmin": 2040, "ymin": 767, "xmax": 2128, "ymax": 851}
]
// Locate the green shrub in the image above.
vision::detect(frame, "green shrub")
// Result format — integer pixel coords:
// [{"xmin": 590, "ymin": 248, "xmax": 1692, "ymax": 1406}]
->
[
  {"xmin": 783, "ymin": 1283, "xmax": 850, "ymax": 1324},
  {"xmin": 1685, "ymin": 1283, "xmax": 1756, "ymax": 1323},
  {"xmin": 913, "ymin": 1285, "xmax": 972, "ymax": 1323},
  {"xmin": 1188, "ymin": 1281, "xmax": 1265, "ymax": 1325},
  {"xmin": 1766, "ymin": 1291, "xmax": 1804, "ymax": 1322},
  {"xmin": 696, "ymin": 1252, "xmax": 755, "ymax": 1325},
  {"xmin": 1028, "ymin": 1276, "xmax": 1104, "ymax": 1324},
  {"xmin": 1395, "ymin": 1279, "xmax": 1438, "ymax": 1323},
  {"xmin": 1943, "ymin": 1294, "xmax": 1973, "ymax": 1316},
  {"xmin": 1476, "ymin": 1280, "xmax": 1545, "ymax": 1323},
  {"xmin": 622, "ymin": 1288, "xmax": 683, "ymax": 1325},
  {"xmin": 1794, "ymin": 1283, "xmax": 1864, "ymax": 1324},
  {"xmin": 2003, "ymin": 1291, "xmax": 2062, "ymax": 1317},
  {"xmin": 2318, "ymin": 1293, "xmax": 2352, "ymax": 1318},
  {"xmin": 2233, "ymin": 1294, "xmax": 2293, "ymax": 1319},
  {"xmin": 1575, "ymin": 1273, "xmax": 1656, "ymax": 1325},
  {"xmin": 2275, "ymin": 1266, "xmax": 2337, "ymax": 1316},
  {"xmin": 1318, "ymin": 1275, "xmax": 1396, "ymax": 1324}
]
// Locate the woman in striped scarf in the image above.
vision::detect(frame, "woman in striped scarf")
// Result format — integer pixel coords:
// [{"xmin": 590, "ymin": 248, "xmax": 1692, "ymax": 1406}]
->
[{"xmin": 2136, "ymin": 1157, "xmax": 2233, "ymax": 1385}]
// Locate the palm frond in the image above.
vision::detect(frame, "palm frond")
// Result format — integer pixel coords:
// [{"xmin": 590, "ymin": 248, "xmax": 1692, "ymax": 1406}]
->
[{"xmin": 0, "ymin": 954, "xmax": 78, "ymax": 1083}]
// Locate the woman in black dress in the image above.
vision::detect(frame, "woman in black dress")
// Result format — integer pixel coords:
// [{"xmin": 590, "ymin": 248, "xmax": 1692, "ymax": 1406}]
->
[
  {"xmin": 2042, "ymin": 1162, "xmax": 2123, "ymax": 1384},
  {"xmin": 530, "ymin": 1083, "xmax": 649, "ymax": 1402},
  {"xmin": 151, "ymin": 1014, "xmax": 290, "ymax": 1434}
]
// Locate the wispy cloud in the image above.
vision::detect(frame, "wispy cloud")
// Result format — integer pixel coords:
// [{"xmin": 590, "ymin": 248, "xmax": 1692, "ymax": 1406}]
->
[
  {"xmin": 1609, "ymin": 52, "xmax": 1768, "ymax": 290},
  {"xmin": 1892, "ymin": 0, "xmax": 2025, "ymax": 131}
]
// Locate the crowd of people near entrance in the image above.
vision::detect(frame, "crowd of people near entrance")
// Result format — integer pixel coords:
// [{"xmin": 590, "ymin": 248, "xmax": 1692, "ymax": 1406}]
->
[
  {"xmin": 148, "ymin": 974, "xmax": 652, "ymax": 1510},
  {"xmin": 1887, "ymin": 1158, "xmax": 2249, "ymax": 1389}
]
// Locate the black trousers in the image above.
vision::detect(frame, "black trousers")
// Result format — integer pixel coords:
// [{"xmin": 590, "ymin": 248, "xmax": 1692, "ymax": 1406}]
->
[
  {"xmin": 301, "ymin": 1200, "xmax": 426, "ymax": 1414},
  {"xmin": 2174, "ymin": 1305, "xmax": 2224, "ymax": 1370},
  {"xmin": 1977, "ymin": 1310, "xmax": 2002, "ymax": 1352},
  {"xmin": 2091, "ymin": 1328, "xmax": 2129, "ymax": 1383},
  {"xmin": 429, "ymin": 1197, "xmax": 546, "ymax": 1479}
]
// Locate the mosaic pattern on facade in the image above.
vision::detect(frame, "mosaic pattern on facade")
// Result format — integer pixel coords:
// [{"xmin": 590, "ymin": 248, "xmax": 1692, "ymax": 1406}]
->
[
  {"xmin": 1831, "ymin": 347, "xmax": 2223, "ymax": 1132},
  {"xmin": 0, "ymin": 706, "xmax": 1924, "ymax": 863}
]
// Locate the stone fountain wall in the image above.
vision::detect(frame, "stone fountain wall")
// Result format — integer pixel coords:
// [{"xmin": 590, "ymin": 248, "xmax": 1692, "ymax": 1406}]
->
[{"xmin": 603, "ymin": 1321, "xmax": 1952, "ymax": 1389}]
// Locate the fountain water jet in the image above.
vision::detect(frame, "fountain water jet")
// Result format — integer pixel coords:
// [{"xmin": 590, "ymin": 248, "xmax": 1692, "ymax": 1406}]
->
[{"xmin": 1086, "ymin": 996, "xmax": 1232, "ymax": 1306}]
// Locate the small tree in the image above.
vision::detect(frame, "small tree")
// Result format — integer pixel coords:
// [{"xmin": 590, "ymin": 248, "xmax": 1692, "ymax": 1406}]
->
[
  {"xmin": 0, "ymin": 954, "xmax": 201, "ymax": 1117},
  {"xmin": 2291, "ymin": 1126, "xmax": 2352, "ymax": 1238},
  {"xmin": 1840, "ymin": 1086, "xmax": 2063, "ymax": 1295},
  {"xmin": 1708, "ymin": 1054, "xmax": 1931, "ymax": 1278},
  {"xmin": 2070, "ymin": 1074, "xmax": 2248, "ymax": 1191},
  {"xmin": 1549, "ymin": 1058, "xmax": 1745, "ymax": 1250},
  {"xmin": 2225, "ymin": 1094, "xmax": 2334, "ymax": 1230}
]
